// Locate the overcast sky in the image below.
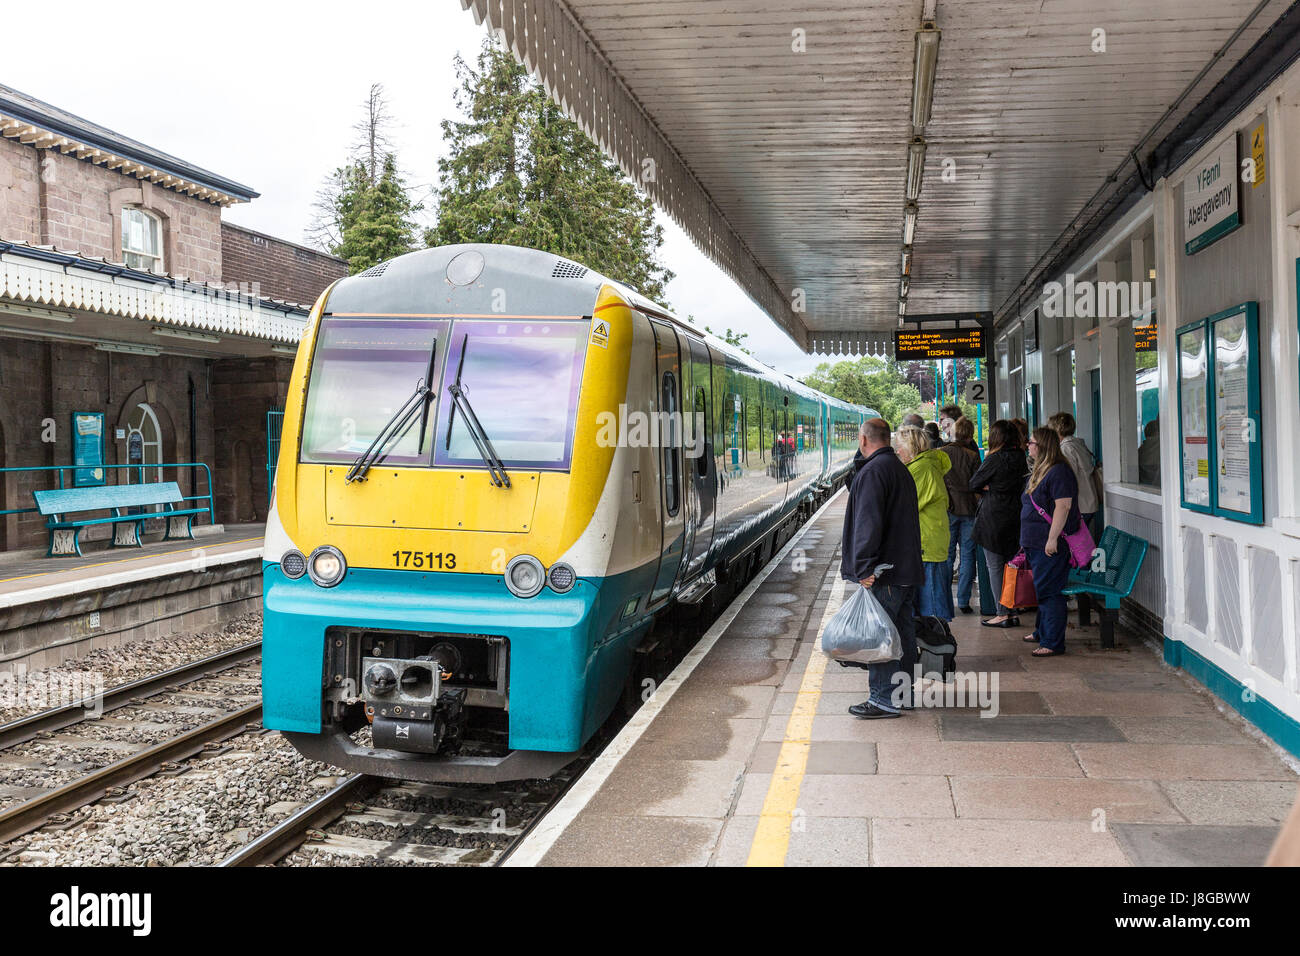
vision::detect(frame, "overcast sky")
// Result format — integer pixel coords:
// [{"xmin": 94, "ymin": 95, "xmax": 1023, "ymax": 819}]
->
[{"xmin": 4, "ymin": 0, "xmax": 819, "ymax": 376}]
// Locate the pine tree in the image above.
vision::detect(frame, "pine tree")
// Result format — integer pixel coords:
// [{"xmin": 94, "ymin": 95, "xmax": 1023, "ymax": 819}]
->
[
  {"xmin": 333, "ymin": 155, "xmax": 422, "ymax": 274},
  {"xmin": 309, "ymin": 85, "xmax": 422, "ymax": 274},
  {"xmin": 430, "ymin": 39, "xmax": 674, "ymax": 301}
]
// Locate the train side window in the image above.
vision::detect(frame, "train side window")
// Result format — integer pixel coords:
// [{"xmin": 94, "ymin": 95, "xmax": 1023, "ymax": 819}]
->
[
  {"xmin": 694, "ymin": 386, "xmax": 708, "ymax": 477},
  {"xmin": 662, "ymin": 372, "xmax": 680, "ymax": 516}
]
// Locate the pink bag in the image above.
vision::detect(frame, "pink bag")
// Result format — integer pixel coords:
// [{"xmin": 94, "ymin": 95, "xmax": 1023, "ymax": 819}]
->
[{"xmin": 1030, "ymin": 495, "xmax": 1095, "ymax": 568}]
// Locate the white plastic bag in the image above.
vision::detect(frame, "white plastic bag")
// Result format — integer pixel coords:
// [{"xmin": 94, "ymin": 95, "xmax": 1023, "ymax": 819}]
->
[{"xmin": 820, "ymin": 576, "xmax": 901, "ymax": 665}]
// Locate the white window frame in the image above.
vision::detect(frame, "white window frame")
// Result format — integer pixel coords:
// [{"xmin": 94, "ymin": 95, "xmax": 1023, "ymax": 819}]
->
[{"xmin": 121, "ymin": 207, "xmax": 164, "ymax": 272}]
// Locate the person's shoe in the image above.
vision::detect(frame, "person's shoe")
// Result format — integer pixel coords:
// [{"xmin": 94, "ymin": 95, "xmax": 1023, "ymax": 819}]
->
[
  {"xmin": 848, "ymin": 701, "xmax": 901, "ymax": 719},
  {"xmin": 982, "ymin": 618, "xmax": 1016, "ymax": 628},
  {"xmin": 959, "ymin": 605, "xmax": 974, "ymax": 614}
]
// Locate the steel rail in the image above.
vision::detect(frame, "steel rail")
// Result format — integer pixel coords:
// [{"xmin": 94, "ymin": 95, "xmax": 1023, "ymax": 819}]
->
[
  {"xmin": 0, "ymin": 640, "xmax": 261, "ymax": 751},
  {"xmin": 0, "ymin": 702, "xmax": 261, "ymax": 845},
  {"xmin": 218, "ymin": 773, "xmax": 372, "ymax": 867}
]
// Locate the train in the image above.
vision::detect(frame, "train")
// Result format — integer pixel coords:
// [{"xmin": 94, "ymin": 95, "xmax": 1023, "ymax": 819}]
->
[{"xmin": 261, "ymin": 244, "xmax": 877, "ymax": 782}]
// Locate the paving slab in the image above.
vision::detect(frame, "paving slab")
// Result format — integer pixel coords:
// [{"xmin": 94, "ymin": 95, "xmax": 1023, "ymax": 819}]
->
[
  {"xmin": 1074, "ymin": 743, "xmax": 1296, "ymax": 781},
  {"xmin": 876, "ymin": 740, "xmax": 1085, "ymax": 776},
  {"xmin": 538, "ymin": 814, "xmax": 725, "ymax": 867},
  {"xmin": 1110, "ymin": 823, "xmax": 1279, "ymax": 867},
  {"xmin": 872, "ymin": 818, "xmax": 1130, "ymax": 866},
  {"xmin": 735, "ymin": 772, "xmax": 956, "ymax": 818},
  {"xmin": 1160, "ymin": 780, "xmax": 1300, "ymax": 825},
  {"xmin": 939, "ymin": 715, "xmax": 1126, "ymax": 743},
  {"xmin": 951, "ymin": 776, "xmax": 1184, "ymax": 823}
]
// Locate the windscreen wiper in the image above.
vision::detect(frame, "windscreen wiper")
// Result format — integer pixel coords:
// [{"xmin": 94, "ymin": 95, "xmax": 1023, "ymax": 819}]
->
[
  {"xmin": 446, "ymin": 382, "xmax": 511, "ymax": 488},
  {"xmin": 345, "ymin": 342, "xmax": 437, "ymax": 484},
  {"xmin": 444, "ymin": 334, "xmax": 510, "ymax": 488}
]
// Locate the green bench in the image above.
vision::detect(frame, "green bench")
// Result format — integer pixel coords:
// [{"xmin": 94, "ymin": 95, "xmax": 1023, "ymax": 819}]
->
[
  {"xmin": 1061, "ymin": 526, "xmax": 1148, "ymax": 649},
  {"xmin": 33, "ymin": 482, "xmax": 207, "ymax": 557}
]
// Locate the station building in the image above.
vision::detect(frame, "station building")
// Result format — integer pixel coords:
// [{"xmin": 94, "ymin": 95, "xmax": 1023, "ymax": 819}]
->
[
  {"xmin": 0, "ymin": 82, "xmax": 346, "ymax": 552},
  {"xmin": 0, "ymin": 83, "xmax": 344, "ymax": 669}
]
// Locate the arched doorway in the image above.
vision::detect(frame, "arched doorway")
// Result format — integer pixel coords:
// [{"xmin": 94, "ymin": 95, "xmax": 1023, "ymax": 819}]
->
[{"xmin": 125, "ymin": 402, "xmax": 164, "ymax": 485}]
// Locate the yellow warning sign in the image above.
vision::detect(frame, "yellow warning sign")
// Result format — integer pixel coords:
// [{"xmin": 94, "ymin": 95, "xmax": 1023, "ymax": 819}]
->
[
  {"xmin": 1251, "ymin": 122, "xmax": 1266, "ymax": 189},
  {"xmin": 590, "ymin": 319, "xmax": 609, "ymax": 348}
]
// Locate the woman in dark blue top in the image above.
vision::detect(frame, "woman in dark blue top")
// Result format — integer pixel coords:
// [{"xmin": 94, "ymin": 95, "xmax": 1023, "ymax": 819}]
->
[{"xmin": 1020, "ymin": 426, "xmax": 1081, "ymax": 656}]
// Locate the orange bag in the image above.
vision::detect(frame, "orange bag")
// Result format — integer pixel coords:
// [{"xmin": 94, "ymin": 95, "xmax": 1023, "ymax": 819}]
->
[{"xmin": 1000, "ymin": 558, "xmax": 1037, "ymax": 609}]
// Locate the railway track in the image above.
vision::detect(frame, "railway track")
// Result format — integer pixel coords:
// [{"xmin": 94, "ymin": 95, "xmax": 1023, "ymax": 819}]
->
[
  {"xmin": 0, "ymin": 642, "xmax": 264, "ymax": 849},
  {"xmin": 0, "ymin": 704, "xmax": 262, "ymax": 846},
  {"xmin": 221, "ymin": 768, "xmax": 578, "ymax": 867},
  {"xmin": 0, "ymin": 641, "xmax": 262, "ymax": 751}
]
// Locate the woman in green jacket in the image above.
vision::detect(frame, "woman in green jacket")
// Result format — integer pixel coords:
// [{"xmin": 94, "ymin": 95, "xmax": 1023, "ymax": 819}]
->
[{"xmin": 895, "ymin": 425, "xmax": 953, "ymax": 621}]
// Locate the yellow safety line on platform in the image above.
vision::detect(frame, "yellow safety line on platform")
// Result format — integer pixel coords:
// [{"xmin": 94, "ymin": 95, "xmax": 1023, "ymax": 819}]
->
[
  {"xmin": 746, "ymin": 573, "xmax": 845, "ymax": 867},
  {"xmin": 0, "ymin": 537, "xmax": 263, "ymax": 583}
]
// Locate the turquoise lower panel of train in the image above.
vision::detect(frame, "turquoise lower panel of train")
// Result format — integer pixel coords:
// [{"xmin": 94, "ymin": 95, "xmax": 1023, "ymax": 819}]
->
[{"xmin": 261, "ymin": 562, "xmax": 655, "ymax": 752}]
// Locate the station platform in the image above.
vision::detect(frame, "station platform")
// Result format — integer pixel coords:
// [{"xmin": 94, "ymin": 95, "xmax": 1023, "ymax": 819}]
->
[
  {"xmin": 508, "ymin": 493, "xmax": 1300, "ymax": 867},
  {"xmin": 0, "ymin": 524, "xmax": 264, "ymax": 670}
]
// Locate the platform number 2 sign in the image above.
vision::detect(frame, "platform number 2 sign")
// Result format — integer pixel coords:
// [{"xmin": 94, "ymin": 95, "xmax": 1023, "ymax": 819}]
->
[{"xmin": 964, "ymin": 379, "xmax": 988, "ymax": 404}]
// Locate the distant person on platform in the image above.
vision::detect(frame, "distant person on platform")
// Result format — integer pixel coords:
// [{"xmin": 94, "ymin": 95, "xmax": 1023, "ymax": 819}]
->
[
  {"xmin": 841, "ymin": 419, "xmax": 923, "ymax": 719},
  {"xmin": 941, "ymin": 404, "xmax": 981, "ymax": 456},
  {"xmin": 902, "ymin": 413, "xmax": 931, "ymax": 448},
  {"xmin": 970, "ymin": 420, "xmax": 1029, "ymax": 628},
  {"xmin": 1012, "ymin": 418, "xmax": 1030, "ymax": 452},
  {"xmin": 924, "ymin": 421, "xmax": 943, "ymax": 449},
  {"xmin": 1139, "ymin": 419, "xmax": 1161, "ymax": 486},
  {"xmin": 1050, "ymin": 411, "xmax": 1100, "ymax": 532},
  {"xmin": 941, "ymin": 416, "xmax": 981, "ymax": 614},
  {"xmin": 895, "ymin": 425, "xmax": 953, "ymax": 622}
]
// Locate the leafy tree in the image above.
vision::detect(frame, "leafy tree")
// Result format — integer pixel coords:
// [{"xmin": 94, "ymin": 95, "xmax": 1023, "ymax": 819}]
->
[
  {"xmin": 310, "ymin": 84, "xmax": 422, "ymax": 273},
  {"xmin": 704, "ymin": 324, "xmax": 751, "ymax": 354},
  {"xmin": 802, "ymin": 355, "xmax": 922, "ymax": 428},
  {"xmin": 430, "ymin": 39, "xmax": 673, "ymax": 301}
]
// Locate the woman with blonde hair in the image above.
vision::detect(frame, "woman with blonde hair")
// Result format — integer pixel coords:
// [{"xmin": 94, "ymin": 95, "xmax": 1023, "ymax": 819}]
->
[
  {"xmin": 1020, "ymin": 426, "xmax": 1083, "ymax": 657},
  {"xmin": 895, "ymin": 425, "xmax": 953, "ymax": 621}
]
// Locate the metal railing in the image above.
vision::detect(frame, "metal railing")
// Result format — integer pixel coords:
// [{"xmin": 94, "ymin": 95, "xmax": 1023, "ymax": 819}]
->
[{"xmin": 0, "ymin": 462, "xmax": 215, "ymax": 525}]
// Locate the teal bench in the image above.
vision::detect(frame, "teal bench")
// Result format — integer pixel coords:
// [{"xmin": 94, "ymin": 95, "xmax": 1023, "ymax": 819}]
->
[
  {"xmin": 32, "ymin": 482, "xmax": 206, "ymax": 557},
  {"xmin": 1061, "ymin": 526, "xmax": 1148, "ymax": 649}
]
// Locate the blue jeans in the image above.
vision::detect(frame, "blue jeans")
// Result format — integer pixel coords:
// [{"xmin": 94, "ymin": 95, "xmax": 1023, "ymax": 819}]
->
[
  {"xmin": 867, "ymin": 583, "xmax": 918, "ymax": 712},
  {"xmin": 947, "ymin": 514, "xmax": 976, "ymax": 607},
  {"xmin": 919, "ymin": 560, "xmax": 954, "ymax": 621},
  {"xmin": 1024, "ymin": 546, "xmax": 1071, "ymax": 652}
]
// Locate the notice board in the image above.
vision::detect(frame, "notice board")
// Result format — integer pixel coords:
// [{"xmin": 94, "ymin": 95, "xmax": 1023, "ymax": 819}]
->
[
  {"xmin": 71, "ymin": 411, "xmax": 106, "ymax": 487},
  {"xmin": 1175, "ymin": 303, "xmax": 1262, "ymax": 523}
]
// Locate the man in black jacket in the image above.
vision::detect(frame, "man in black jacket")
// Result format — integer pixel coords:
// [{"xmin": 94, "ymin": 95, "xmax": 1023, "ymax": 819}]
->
[{"xmin": 841, "ymin": 418, "xmax": 923, "ymax": 718}]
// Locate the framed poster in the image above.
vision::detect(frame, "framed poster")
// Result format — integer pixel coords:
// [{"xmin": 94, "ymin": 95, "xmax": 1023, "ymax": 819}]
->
[
  {"xmin": 71, "ymin": 411, "xmax": 106, "ymax": 487},
  {"xmin": 1176, "ymin": 320, "xmax": 1212, "ymax": 512},
  {"xmin": 1211, "ymin": 303, "xmax": 1262, "ymax": 524}
]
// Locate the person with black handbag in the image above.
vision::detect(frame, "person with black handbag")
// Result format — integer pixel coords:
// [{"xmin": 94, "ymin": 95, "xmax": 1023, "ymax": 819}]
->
[{"xmin": 969, "ymin": 420, "xmax": 1029, "ymax": 628}]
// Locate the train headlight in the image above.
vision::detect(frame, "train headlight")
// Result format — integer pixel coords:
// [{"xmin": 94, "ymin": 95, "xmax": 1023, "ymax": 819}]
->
[
  {"xmin": 505, "ymin": 555, "xmax": 545, "ymax": 598},
  {"xmin": 280, "ymin": 549, "xmax": 307, "ymax": 579},
  {"xmin": 547, "ymin": 562, "xmax": 576, "ymax": 593},
  {"xmin": 307, "ymin": 545, "xmax": 347, "ymax": 587}
]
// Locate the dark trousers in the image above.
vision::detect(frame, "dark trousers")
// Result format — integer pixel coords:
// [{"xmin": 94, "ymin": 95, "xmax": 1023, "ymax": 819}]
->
[
  {"xmin": 867, "ymin": 583, "xmax": 918, "ymax": 711},
  {"xmin": 1025, "ymin": 546, "xmax": 1071, "ymax": 652}
]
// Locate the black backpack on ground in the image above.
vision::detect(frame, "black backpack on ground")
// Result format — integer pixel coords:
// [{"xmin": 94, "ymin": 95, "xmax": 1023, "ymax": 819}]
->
[{"xmin": 914, "ymin": 615, "xmax": 957, "ymax": 681}]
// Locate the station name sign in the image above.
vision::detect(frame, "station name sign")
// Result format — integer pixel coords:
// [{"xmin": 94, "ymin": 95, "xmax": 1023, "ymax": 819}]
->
[
  {"xmin": 894, "ymin": 327, "xmax": 986, "ymax": 360},
  {"xmin": 1183, "ymin": 135, "xmax": 1240, "ymax": 254}
]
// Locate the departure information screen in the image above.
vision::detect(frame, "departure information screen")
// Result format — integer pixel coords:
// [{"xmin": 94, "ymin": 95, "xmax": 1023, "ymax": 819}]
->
[{"xmin": 894, "ymin": 328, "xmax": 986, "ymax": 360}]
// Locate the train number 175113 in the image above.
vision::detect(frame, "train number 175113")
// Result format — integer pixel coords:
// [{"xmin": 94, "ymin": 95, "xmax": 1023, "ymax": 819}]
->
[{"xmin": 392, "ymin": 550, "xmax": 457, "ymax": 569}]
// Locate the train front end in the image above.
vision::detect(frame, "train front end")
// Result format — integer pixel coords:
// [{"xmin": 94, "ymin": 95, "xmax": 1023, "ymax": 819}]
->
[{"xmin": 262, "ymin": 245, "xmax": 640, "ymax": 782}]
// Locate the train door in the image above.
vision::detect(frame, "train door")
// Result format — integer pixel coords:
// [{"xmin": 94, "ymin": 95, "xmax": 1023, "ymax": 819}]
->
[
  {"xmin": 649, "ymin": 320, "xmax": 686, "ymax": 606},
  {"xmin": 682, "ymin": 337, "xmax": 716, "ymax": 579}
]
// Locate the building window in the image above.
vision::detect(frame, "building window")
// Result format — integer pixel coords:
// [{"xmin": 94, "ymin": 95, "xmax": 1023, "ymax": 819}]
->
[
  {"xmin": 1134, "ymin": 314, "xmax": 1161, "ymax": 489},
  {"xmin": 121, "ymin": 207, "xmax": 163, "ymax": 271}
]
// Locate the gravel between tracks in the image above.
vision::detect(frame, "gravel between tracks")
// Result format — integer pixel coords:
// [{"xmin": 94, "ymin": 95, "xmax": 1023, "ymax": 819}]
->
[
  {"xmin": 1, "ymin": 729, "xmax": 335, "ymax": 866},
  {"xmin": 0, "ymin": 613, "xmax": 262, "ymax": 725}
]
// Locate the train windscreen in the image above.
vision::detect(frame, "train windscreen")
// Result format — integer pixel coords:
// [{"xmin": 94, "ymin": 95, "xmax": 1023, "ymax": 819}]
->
[
  {"xmin": 433, "ymin": 320, "xmax": 589, "ymax": 470},
  {"xmin": 300, "ymin": 317, "xmax": 449, "ymax": 465}
]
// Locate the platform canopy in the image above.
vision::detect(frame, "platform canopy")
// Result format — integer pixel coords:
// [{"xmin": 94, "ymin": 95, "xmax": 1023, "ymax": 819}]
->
[{"xmin": 457, "ymin": 0, "xmax": 1293, "ymax": 353}]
